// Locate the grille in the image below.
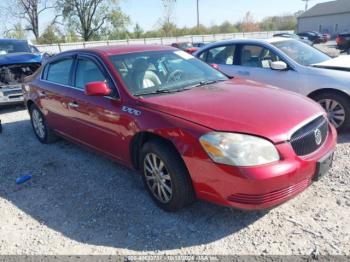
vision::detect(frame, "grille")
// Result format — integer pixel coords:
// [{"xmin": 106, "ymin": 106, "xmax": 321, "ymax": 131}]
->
[
  {"xmin": 290, "ymin": 116, "xmax": 328, "ymax": 156},
  {"xmin": 227, "ymin": 179, "xmax": 311, "ymax": 205}
]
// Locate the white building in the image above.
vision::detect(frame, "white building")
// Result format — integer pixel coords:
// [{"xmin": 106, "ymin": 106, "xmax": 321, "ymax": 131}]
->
[{"xmin": 298, "ymin": 0, "xmax": 350, "ymax": 36}]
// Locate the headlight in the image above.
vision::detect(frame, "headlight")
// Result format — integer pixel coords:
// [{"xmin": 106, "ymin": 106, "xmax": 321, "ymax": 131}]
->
[{"xmin": 199, "ymin": 132, "xmax": 280, "ymax": 167}]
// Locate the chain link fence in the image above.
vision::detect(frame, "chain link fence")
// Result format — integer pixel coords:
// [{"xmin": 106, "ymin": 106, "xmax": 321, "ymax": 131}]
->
[{"xmin": 36, "ymin": 31, "xmax": 293, "ymax": 54}]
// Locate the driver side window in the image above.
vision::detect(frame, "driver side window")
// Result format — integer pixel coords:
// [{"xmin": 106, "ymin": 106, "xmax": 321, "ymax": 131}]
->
[
  {"xmin": 75, "ymin": 58, "xmax": 107, "ymax": 90},
  {"xmin": 240, "ymin": 45, "xmax": 281, "ymax": 69}
]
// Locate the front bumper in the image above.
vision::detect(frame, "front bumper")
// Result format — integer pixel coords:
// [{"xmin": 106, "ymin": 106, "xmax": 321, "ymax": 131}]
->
[
  {"xmin": 184, "ymin": 124, "xmax": 337, "ymax": 210},
  {"xmin": 0, "ymin": 85, "xmax": 24, "ymax": 106}
]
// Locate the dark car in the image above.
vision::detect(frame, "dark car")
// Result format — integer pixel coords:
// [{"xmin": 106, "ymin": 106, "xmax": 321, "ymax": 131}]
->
[
  {"xmin": 193, "ymin": 42, "xmax": 206, "ymax": 48},
  {"xmin": 0, "ymin": 39, "xmax": 42, "ymax": 106},
  {"xmin": 273, "ymin": 33, "xmax": 313, "ymax": 45},
  {"xmin": 298, "ymin": 31, "xmax": 326, "ymax": 44},
  {"xmin": 23, "ymin": 45, "xmax": 336, "ymax": 212},
  {"xmin": 336, "ymin": 33, "xmax": 350, "ymax": 54}
]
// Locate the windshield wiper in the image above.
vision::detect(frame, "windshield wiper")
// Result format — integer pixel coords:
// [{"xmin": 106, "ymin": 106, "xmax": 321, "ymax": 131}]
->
[
  {"xmin": 134, "ymin": 79, "xmax": 226, "ymax": 97},
  {"xmin": 135, "ymin": 86, "xmax": 195, "ymax": 96},
  {"xmin": 191, "ymin": 79, "xmax": 226, "ymax": 88}
]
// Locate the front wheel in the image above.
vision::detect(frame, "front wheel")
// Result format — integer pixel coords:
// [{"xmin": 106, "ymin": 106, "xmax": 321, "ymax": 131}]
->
[
  {"xmin": 314, "ymin": 93, "xmax": 350, "ymax": 131},
  {"xmin": 140, "ymin": 140, "xmax": 195, "ymax": 212}
]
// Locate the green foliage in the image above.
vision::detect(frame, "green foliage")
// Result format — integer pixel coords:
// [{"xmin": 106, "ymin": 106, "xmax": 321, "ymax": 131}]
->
[
  {"xmin": 36, "ymin": 25, "xmax": 62, "ymax": 44},
  {"xmin": 57, "ymin": 0, "xmax": 129, "ymax": 41},
  {"xmin": 4, "ymin": 23, "xmax": 27, "ymax": 39},
  {"xmin": 260, "ymin": 15, "xmax": 297, "ymax": 31}
]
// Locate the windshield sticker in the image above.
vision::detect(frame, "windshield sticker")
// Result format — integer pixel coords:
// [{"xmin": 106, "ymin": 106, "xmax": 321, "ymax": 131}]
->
[{"xmin": 174, "ymin": 51, "xmax": 194, "ymax": 60}]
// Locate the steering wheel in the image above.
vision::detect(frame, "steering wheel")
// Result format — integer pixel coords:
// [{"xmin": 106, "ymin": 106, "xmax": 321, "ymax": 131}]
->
[{"xmin": 167, "ymin": 70, "xmax": 184, "ymax": 83}]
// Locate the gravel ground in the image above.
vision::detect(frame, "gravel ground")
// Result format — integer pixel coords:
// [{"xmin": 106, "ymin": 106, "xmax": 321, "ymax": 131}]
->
[{"xmin": 0, "ymin": 106, "xmax": 349, "ymax": 256}]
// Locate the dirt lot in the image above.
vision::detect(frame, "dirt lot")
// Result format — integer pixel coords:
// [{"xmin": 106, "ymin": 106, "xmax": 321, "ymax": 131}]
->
[{"xmin": 0, "ymin": 106, "xmax": 349, "ymax": 256}]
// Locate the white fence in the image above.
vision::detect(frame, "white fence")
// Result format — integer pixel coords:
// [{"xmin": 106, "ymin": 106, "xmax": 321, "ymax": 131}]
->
[{"xmin": 36, "ymin": 30, "xmax": 293, "ymax": 54}]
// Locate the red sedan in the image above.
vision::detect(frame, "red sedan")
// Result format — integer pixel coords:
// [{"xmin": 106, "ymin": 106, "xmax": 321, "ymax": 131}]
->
[{"xmin": 23, "ymin": 45, "xmax": 336, "ymax": 211}]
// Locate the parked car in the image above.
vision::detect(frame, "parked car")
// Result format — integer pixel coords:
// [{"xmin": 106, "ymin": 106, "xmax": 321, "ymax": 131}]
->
[
  {"xmin": 194, "ymin": 38, "xmax": 350, "ymax": 130},
  {"xmin": 171, "ymin": 42, "xmax": 198, "ymax": 54},
  {"xmin": 298, "ymin": 31, "xmax": 326, "ymax": 44},
  {"xmin": 273, "ymin": 33, "xmax": 313, "ymax": 45},
  {"xmin": 322, "ymin": 32, "xmax": 331, "ymax": 42},
  {"xmin": 336, "ymin": 33, "xmax": 350, "ymax": 54},
  {"xmin": 193, "ymin": 42, "xmax": 207, "ymax": 48},
  {"xmin": 23, "ymin": 45, "xmax": 336, "ymax": 212},
  {"xmin": 0, "ymin": 39, "xmax": 42, "ymax": 106}
]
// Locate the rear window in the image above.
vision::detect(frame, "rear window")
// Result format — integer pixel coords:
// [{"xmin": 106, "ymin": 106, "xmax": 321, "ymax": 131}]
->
[{"xmin": 45, "ymin": 59, "xmax": 73, "ymax": 85}]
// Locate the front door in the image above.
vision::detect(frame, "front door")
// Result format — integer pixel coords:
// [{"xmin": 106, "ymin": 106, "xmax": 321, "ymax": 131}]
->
[
  {"xmin": 225, "ymin": 44, "xmax": 304, "ymax": 93},
  {"xmin": 65, "ymin": 55, "xmax": 126, "ymax": 161}
]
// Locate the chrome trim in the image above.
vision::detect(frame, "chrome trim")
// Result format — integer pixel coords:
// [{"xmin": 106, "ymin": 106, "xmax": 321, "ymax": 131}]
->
[
  {"xmin": 289, "ymin": 116, "xmax": 330, "ymax": 158},
  {"xmin": 39, "ymin": 52, "xmax": 121, "ymax": 100},
  {"xmin": 39, "ymin": 79, "xmax": 119, "ymax": 101},
  {"xmin": 285, "ymin": 113, "xmax": 325, "ymax": 141}
]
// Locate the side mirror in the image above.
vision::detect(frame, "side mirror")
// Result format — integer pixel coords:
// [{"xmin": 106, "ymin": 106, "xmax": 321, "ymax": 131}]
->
[
  {"xmin": 85, "ymin": 81, "xmax": 111, "ymax": 96},
  {"xmin": 210, "ymin": 63, "xmax": 221, "ymax": 71},
  {"xmin": 270, "ymin": 61, "xmax": 288, "ymax": 71}
]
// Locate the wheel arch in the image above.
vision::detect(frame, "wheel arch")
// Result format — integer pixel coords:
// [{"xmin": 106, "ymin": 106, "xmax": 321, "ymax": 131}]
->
[
  {"xmin": 26, "ymin": 99, "xmax": 35, "ymax": 110},
  {"xmin": 130, "ymin": 131, "xmax": 184, "ymax": 171},
  {"xmin": 308, "ymin": 88, "xmax": 350, "ymax": 101}
]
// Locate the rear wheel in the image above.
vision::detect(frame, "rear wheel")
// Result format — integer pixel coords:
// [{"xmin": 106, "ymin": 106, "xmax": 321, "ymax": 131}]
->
[
  {"xmin": 313, "ymin": 92, "xmax": 350, "ymax": 131},
  {"xmin": 29, "ymin": 104, "xmax": 58, "ymax": 144},
  {"xmin": 140, "ymin": 140, "xmax": 195, "ymax": 212}
]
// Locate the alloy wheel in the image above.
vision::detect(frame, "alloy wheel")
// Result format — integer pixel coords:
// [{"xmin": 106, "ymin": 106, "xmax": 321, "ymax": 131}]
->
[
  {"xmin": 319, "ymin": 99, "xmax": 346, "ymax": 128},
  {"xmin": 144, "ymin": 153, "xmax": 173, "ymax": 203},
  {"xmin": 32, "ymin": 109, "xmax": 46, "ymax": 139}
]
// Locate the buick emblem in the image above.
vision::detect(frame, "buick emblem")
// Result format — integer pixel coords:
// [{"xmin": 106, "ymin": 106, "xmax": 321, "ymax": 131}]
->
[{"xmin": 314, "ymin": 129, "xmax": 322, "ymax": 146}]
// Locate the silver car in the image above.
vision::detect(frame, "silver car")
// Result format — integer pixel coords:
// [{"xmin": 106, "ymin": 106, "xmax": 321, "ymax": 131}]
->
[{"xmin": 194, "ymin": 38, "xmax": 350, "ymax": 130}]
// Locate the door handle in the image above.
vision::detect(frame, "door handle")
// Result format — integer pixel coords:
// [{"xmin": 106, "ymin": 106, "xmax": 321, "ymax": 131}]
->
[
  {"xmin": 39, "ymin": 91, "xmax": 47, "ymax": 97},
  {"xmin": 68, "ymin": 102, "xmax": 79, "ymax": 108}
]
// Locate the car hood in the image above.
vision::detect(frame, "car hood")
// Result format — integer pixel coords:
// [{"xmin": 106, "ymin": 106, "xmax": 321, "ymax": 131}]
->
[
  {"xmin": 138, "ymin": 78, "xmax": 324, "ymax": 143},
  {"xmin": 0, "ymin": 52, "xmax": 42, "ymax": 65},
  {"xmin": 312, "ymin": 56, "xmax": 350, "ymax": 71}
]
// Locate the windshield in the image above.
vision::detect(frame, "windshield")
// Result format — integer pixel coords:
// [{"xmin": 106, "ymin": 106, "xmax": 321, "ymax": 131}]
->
[
  {"xmin": 0, "ymin": 41, "xmax": 31, "ymax": 55},
  {"xmin": 110, "ymin": 50, "xmax": 228, "ymax": 96},
  {"xmin": 272, "ymin": 40, "xmax": 331, "ymax": 66}
]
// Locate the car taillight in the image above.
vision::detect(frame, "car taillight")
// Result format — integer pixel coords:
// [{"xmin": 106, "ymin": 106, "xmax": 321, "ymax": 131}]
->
[{"xmin": 336, "ymin": 36, "xmax": 341, "ymax": 45}]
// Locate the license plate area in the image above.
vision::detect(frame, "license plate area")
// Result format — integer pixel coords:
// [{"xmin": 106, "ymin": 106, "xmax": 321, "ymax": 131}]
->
[{"xmin": 314, "ymin": 152, "xmax": 334, "ymax": 181}]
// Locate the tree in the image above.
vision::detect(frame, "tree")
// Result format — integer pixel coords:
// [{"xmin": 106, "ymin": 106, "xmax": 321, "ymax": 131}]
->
[
  {"xmin": 133, "ymin": 23, "xmax": 144, "ymax": 38},
  {"xmin": 58, "ymin": 0, "xmax": 128, "ymax": 41},
  {"xmin": 4, "ymin": 23, "xmax": 27, "ymax": 39},
  {"xmin": 157, "ymin": 0, "xmax": 177, "ymax": 37},
  {"xmin": 36, "ymin": 24, "xmax": 62, "ymax": 44},
  {"xmin": 12, "ymin": 0, "xmax": 57, "ymax": 40},
  {"xmin": 104, "ymin": 8, "xmax": 130, "ymax": 40},
  {"xmin": 241, "ymin": 12, "xmax": 260, "ymax": 32}
]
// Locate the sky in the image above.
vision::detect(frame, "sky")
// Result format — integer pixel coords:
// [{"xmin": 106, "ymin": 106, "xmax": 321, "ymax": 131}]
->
[
  {"xmin": 119, "ymin": 0, "xmax": 331, "ymax": 31},
  {"xmin": 1, "ymin": 0, "xmax": 332, "ymax": 36}
]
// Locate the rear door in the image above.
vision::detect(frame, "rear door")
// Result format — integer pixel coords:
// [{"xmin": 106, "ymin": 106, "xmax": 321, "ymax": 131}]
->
[
  {"xmin": 64, "ymin": 54, "xmax": 126, "ymax": 161},
  {"xmin": 38, "ymin": 56, "xmax": 76, "ymax": 138}
]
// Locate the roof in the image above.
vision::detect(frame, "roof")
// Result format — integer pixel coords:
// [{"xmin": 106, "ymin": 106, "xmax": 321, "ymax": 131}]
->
[
  {"xmin": 0, "ymin": 38, "xmax": 27, "ymax": 43},
  {"xmin": 78, "ymin": 44, "xmax": 175, "ymax": 56},
  {"xmin": 299, "ymin": 0, "xmax": 350, "ymax": 18}
]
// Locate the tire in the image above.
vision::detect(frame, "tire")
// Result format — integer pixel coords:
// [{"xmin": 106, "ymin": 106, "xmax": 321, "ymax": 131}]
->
[
  {"xmin": 140, "ymin": 140, "xmax": 195, "ymax": 212},
  {"xmin": 29, "ymin": 104, "xmax": 58, "ymax": 144},
  {"xmin": 313, "ymin": 92, "xmax": 350, "ymax": 131}
]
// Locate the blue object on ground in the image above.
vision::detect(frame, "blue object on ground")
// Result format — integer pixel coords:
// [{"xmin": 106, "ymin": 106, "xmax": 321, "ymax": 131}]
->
[{"xmin": 16, "ymin": 175, "xmax": 32, "ymax": 185}]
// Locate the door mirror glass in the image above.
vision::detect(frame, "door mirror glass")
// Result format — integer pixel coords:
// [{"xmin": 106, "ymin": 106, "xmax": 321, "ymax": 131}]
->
[
  {"xmin": 85, "ymin": 81, "xmax": 111, "ymax": 96},
  {"xmin": 270, "ymin": 61, "xmax": 288, "ymax": 71},
  {"xmin": 210, "ymin": 63, "xmax": 221, "ymax": 71}
]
